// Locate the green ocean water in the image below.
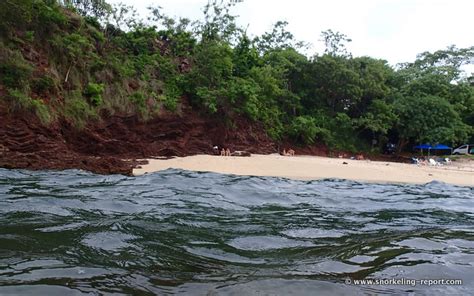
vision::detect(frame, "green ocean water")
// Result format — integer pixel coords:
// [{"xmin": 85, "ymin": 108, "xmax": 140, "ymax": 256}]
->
[{"xmin": 0, "ymin": 168, "xmax": 472, "ymax": 295}]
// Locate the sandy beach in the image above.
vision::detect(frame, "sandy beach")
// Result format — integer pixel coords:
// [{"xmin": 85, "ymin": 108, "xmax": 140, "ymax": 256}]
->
[{"xmin": 134, "ymin": 154, "xmax": 474, "ymax": 186}]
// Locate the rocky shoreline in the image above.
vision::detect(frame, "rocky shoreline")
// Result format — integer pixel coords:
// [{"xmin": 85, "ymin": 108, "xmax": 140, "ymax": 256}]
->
[
  {"xmin": 0, "ymin": 99, "xmax": 412, "ymax": 176},
  {"xmin": 0, "ymin": 102, "xmax": 278, "ymax": 175}
]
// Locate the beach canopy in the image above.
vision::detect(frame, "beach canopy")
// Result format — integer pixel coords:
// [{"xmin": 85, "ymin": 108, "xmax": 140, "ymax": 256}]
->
[
  {"xmin": 413, "ymin": 144, "xmax": 452, "ymax": 153},
  {"xmin": 431, "ymin": 144, "xmax": 451, "ymax": 150},
  {"xmin": 414, "ymin": 144, "xmax": 432, "ymax": 150}
]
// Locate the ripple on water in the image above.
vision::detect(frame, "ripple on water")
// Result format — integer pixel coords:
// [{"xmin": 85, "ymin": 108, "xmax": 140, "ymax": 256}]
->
[
  {"xmin": 397, "ymin": 237, "xmax": 447, "ymax": 251},
  {"xmin": 81, "ymin": 231, "xmax": 138, "ymax": 252},
  {"xmin": 282, "ymin": 228, "xmax": 347, "ymax": 239},
  {"xmin": 0, "ymin": 285, "xmax": 93, "ymax": 296},
  {"xmin": 184, "ymin": 247, "xmax": 267, "ymax": 264},
  {"xmin": 228, "ymin": 235, "xmax": 315, "ymax": 251},
  {"xmin": 0, "ymin": 168, "xmax": 472, "ymax": 295}
]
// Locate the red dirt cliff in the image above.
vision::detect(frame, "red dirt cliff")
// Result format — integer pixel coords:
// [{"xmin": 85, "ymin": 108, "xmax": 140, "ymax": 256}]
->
[{"xmin": 0, "ymin": 100, "xmax": 277, "ymax": 175}]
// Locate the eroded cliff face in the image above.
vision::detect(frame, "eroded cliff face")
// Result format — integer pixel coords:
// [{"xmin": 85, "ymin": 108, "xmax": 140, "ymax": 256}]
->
[{"xmin": 0, "ymin": 101, "xmax": 277, "ymax": 175}]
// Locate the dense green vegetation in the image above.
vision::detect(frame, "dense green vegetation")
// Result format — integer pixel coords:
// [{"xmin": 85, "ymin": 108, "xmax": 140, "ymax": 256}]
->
[{"xmin": 0, "ymin": 0, "xmax": 473, "ymax": 152}]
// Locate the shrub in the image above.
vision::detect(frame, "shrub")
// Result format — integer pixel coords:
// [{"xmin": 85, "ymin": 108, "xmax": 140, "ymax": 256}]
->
[
  {"xmin": 0, "ymin": 0, "xmax": 33, "ymax": 34},
  {"xmin": 158, "ymin": 94, "xmax": 177, "ymax": 112},
  {"xmin": 31, "ymin": 99, "xmax": 52, "ymax": 124},
  {"xmin": 84, "ymin": 83, "xmax": 104, "ymax": 106},
  {"xmin": 130, "ymin": 91, "xmax": 147, "ymax": 116},
  {"xmin": 52, "ymin": 33, "xmax": 94, "ymax": 68},
  {"xmin": 32, "ymin": 76, "xmax": 56, "ymax": 94},
  {"xmin": 6, "ymin": 89, "xmax": 32, "ymax": 110},
  {"xmin": 108, "ymin": 55, "xmax": 135, "ymax": 79},
  {"xmin": 35, "ymin": 0, "xmax": 67, "ymax": 27},
  {"xmin": 260, "ymin": 106, "xmax": 284, "ymax": 140},
  {"xmin": 7, "ymin": 89, "xmax": 52, "ymax": 124},
  {"xmin": 161, "ymin": 82, "xmax": 181, "ymax": 111},
  {"xmin": 63, "ymin": 90, "xmax": 97, "ymax": 128},
  {"xmin": 0, "ymin": 48, "xmax": 33, "ymax": 89},
  {"xmin": 196, "ymin": 87, "xmax": 218, "ymax": 113},
  {"xmin": 25, "ymin": 31, "xmax": 35, "ymax": 42},
  {"xmin": 288, "ymin": 116, "xmax": 331, "ymax": 145},
  {"xmin": 85, "ymin": 16, "xmax": 102, "ymax": 30}
]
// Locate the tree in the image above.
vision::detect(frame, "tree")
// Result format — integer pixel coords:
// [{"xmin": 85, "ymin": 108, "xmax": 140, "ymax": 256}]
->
[
  {"xmin": 288, "ymin": 115, "xmax": 331, "ymax": 145},
  {"xmin": 320, "ymin": 29, "xmax": 352, "ymax": 57},
  {"xmin": 305, "ymin": 54, "xmax": 361, "ymax": 113},
  {"xmin": 255, "ymin": 21, "xmax": 294, "ymax": 54},
  {"xmin": 0, "ymin": 0, "xmax": 34, "ymax": 34},
  {"xmin": 355, "ymin": 99, "xmax": 398, "ymax": 142},
  {"xmin": 107, "ymin": 2, "xmax": 138, "ymax": 31},
  {"xmin": 56, "ymin": 33, "xmax": 95, "ymax": 83},
  {"xmin": 349, "ymin": 57, "xmax": 393, "ymax": 117},
  {"xmin": 394, "ymin": 95, "xmax": 471, "ymax": 148},
  {"xmin": 199, "ymin": 0, "xmax": 243, "ymax": 43},
  {"xmin": 187, "ymin": 40, "xmax": 233, "ymax": 112},
  {"xmin": 0, "ymin": 0, "xmax": 66, "ymax": 36},
  {"xmin": 232, "ymin": 34, "xmax": 259, "ymax": 77},
  {"xmin": 262, "ymin": 48, "xmax": 308, "ymax": 116},
  {"xmin": 406, "ymin": 45, "xmax": 474, "ymax": 81},
  {"xmin": 247, "ymin": 65, "xmax": 286, "ymax": 139},
  {"xmin": 63, "ymin": 0, "xmax": 111, "ymax": 19}
]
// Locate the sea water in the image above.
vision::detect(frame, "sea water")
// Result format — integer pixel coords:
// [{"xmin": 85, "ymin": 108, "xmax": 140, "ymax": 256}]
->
[{"xmin": 0, "ymin": 168, "xmax": 472, "ymax": 295}]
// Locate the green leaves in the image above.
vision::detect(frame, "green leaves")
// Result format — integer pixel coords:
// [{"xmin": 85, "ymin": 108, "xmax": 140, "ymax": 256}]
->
[
  {"xmin": 200, "ymin": 0, "xmax": 242, "ymax": 42},
  {"xmin": 66, "ymin": 0, "xmax": 111, "ymax": 19},
  {"xmin": 0, "ymin": 0, "xmax": 471, "ymax": 151},
  {"xmin": 6, "ymin": 88, "xmax": 52, "ymax": 124},
  {"xmin": 394, "ymin": 95, "xmax": 471, "ymax": 145},
  {"xmin": 195, "ymin": 87, "xmax": 218, "ymax": 113},
  {"xmin": 392, "ymin": 48, "xmax": 474, "ymax": 146},
  {"xmin": 320, "ymin": 29, "xmax": 352, "ymax": 57},
  {"xmin": 355, "ymin": 100, "xmax": 397, "ymax": 134},
  {"xmin": 255, "ymin": 21, "xmax": 294, "ymax": 54},
  {"xmin": 232, "ymin": 35, "xmax": 259, "ymax": 77},
  {"xmin": 288, "ymin": 116, "xmax": 330, "ymax": 145},
  {"xmin": 84, "ymin": 83, "xmax": 104, "ymax": 106},
  {"xmin": 307, "ymin": 54, "xmax": 362, "ymax": 113},
  {"xmin": 0, "ymin": 47, "xmax": 33, "ymax": 89}
]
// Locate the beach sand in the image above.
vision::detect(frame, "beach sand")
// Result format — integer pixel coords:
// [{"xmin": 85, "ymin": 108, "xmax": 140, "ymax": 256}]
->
[{"xmin": 133, "ymin": 154, "xmax": 474, "ymax": 186}]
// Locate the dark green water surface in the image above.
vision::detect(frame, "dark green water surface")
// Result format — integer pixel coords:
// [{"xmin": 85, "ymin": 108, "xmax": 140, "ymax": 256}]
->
[{"xmin": 0, "ymin": 168, "xmax": 473, "ymax": 295}]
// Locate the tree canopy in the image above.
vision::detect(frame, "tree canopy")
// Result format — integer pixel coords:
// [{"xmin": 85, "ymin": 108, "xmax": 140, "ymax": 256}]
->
[{"xmin": 0, "ymin": 0, "xmax": 472, "ymax": 152}]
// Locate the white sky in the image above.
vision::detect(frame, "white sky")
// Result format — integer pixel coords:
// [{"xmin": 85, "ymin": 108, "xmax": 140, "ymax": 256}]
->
[{"xmin": 108, "ymin": 0, "xmax": 474, "ymax": 67}]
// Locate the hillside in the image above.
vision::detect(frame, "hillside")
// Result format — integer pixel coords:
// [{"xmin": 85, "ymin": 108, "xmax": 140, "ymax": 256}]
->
[
  {"xmin": 0, "ymin": 1, "xmax": 279, "ymax": 174},
  {"xmin": 0, "ymin": 0, "xmax": 472, "ymax": 174}
]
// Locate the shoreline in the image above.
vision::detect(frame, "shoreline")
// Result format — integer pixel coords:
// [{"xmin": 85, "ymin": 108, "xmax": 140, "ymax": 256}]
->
[{"xmin": 133, "ymin": 154, "xmax": 474, "ymax": 186}]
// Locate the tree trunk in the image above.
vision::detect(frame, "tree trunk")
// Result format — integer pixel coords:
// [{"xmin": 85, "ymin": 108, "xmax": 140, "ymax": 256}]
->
[
  {"xmin": 64, "ymin": 61, "xmax": 77, "ymax": 83},
  {"xmin": 397, "ymin": 138, "xmax": 408, "ymax": 153}
]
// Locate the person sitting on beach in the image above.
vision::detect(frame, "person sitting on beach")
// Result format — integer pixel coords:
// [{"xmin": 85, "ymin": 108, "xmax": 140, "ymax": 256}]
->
[
  {"xmin": 221, "ymin": 148, "xmax": 226, "ymax": 156},
  {"xmin": 225, "ymin": 148, "xmax": 231, "ymax": 156},
  {"xmin": 355, "ymin": 154, "xmax": 364, "ymax": 160},
  {"xmin": 419, "ymin": 157, "xmax": 428, "ymax": 166},
  {"xmin": 281, "ymin": 148, "xmax": 295, "ymax": 156}
]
